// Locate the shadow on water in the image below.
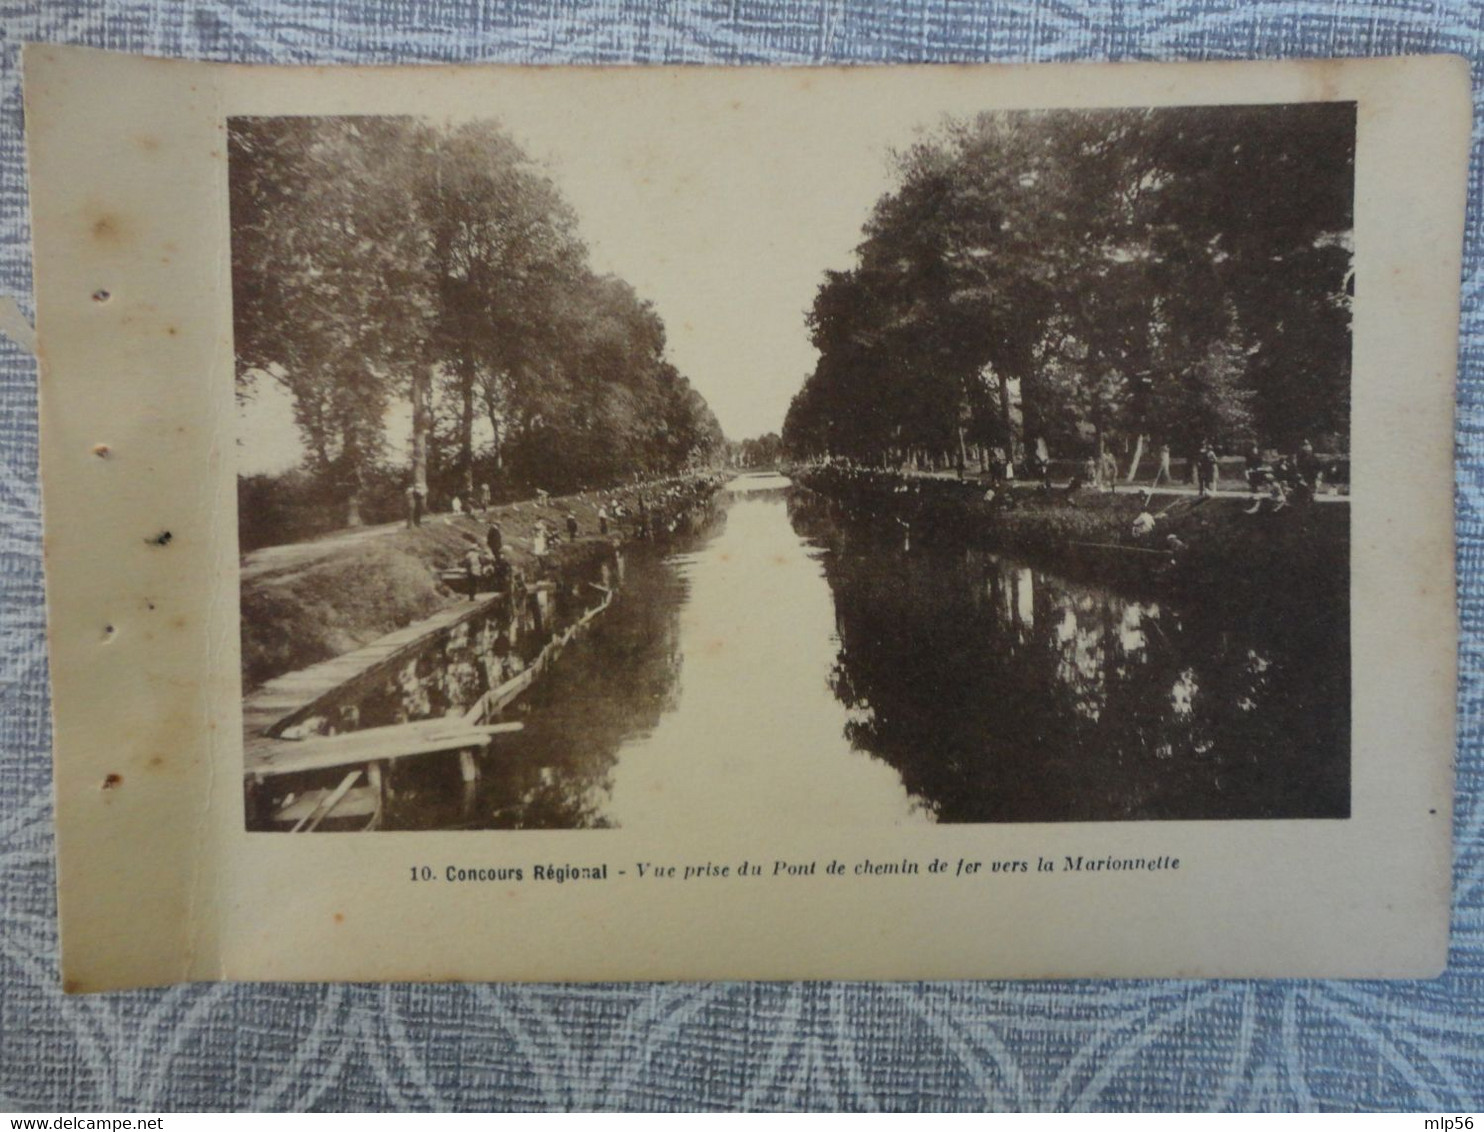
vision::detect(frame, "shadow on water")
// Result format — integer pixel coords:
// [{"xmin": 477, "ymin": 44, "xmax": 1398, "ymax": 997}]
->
[
  {"xmin": 383, "ymin": 508, "xmax": 722, "ymax": 830},
  {"xmin": 788, "ymin": 488, "xmax": 1349, "ymax": 822}
]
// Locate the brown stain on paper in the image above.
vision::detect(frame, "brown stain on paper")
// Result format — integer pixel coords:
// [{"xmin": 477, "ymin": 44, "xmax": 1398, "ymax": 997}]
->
[{"xmin": 90, "ymin": 212, "xmax": 126, "ymax": 244}]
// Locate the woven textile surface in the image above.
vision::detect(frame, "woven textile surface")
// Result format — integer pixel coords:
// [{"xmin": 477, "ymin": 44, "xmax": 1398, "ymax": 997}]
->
[{"xmin": 1, "ymin": 0, "xmax": 1481, "ymax": 1112}]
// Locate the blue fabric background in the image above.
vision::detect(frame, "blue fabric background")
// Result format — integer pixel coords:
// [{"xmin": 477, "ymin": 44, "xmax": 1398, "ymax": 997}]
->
[{"xmin": 0, "ymin": 0, "xmax": 1480, "ymax": 1112}]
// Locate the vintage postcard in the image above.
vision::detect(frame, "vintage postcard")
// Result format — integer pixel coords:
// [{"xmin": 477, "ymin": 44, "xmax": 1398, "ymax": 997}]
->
[{"xmin": 27, "ymin": 48, "xmax": 1466, "ymax": 990}]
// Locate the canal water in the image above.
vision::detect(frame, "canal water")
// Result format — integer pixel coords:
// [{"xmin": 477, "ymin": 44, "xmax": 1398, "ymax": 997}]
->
[{"xmin": 390, "ymin": 472, "xmax": 1347, "ymax": 829}]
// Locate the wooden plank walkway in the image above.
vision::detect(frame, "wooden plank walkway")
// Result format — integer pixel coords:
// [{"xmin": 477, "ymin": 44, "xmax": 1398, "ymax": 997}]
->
[
  {"xmin": 246, "ymin": 719, "xmax": 525, "ymax": 779},
  {"xmin": 242, "ymin": 586, "xmax": 552, "ymax": 743},
  {"xmin": 243, "ymin": 581, "xmax": 606, "ymax": 787}
]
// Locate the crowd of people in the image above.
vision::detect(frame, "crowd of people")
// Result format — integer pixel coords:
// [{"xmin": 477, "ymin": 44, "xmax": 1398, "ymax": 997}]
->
[
  {"xmin": 400, "ymin": 472, "xmax": 727, "ymax": 602},
  {"xmin": 801, "ymin": 435, "xmax": 1344, "ymax": 576},
  {"xmin": 981, "ymin": 436, "xmax": 1341, "ymax": 506},
  {"xmin": 1239, "ymin": 439, "xmax": 1333, "ymax": 513}
]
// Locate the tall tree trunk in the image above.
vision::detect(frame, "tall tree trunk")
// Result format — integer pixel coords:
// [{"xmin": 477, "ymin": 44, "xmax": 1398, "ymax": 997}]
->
[
  {"xmin": 998, "ymin": 370, "xmax": 1016, "ymax": 454},
  {"xmin": 411, "ymin": 367, "xmax": 431, "ymax": 495},
  {"xmin": 484, "ymin": 393, "xmax": 503, "ymax": 474},
  {"xmin": 1126, "ymin": 433, "xmax": 1146, "ymax": 484},
  {"xmin": 458, "ymin": 346, "xmax": 476, "ymax": 500},
  {"xmin": 343, "ymin": 431, "xmax": 364, "ymax": 528}
]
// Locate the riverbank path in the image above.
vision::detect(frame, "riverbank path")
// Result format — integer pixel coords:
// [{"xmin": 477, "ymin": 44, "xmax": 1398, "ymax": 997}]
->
[{"xmin": 241, "ymin": 518, "xmax": 410, "ymax": 583}]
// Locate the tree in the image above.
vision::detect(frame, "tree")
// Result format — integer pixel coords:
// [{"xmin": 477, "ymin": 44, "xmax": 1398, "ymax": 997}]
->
[
  {"xmin": 418, "ymin": 122, "xmax": 587, "ymax": 499},
  {"xmin": 231, "ymin": 115, "xmax": 727, "ymax": 540},
  {"xmin": 230, "ymin": 116, "xmax": 434, "ymax": 524},
  {"xmin": 783, "ymin": 104, "xmax": 1353, "ymax": 466}
]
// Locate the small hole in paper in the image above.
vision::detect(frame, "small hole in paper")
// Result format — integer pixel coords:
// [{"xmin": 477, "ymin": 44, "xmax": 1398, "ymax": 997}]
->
[{"xmin": 91, "ymin": 289, "xmax": 111, "ymax": 303}]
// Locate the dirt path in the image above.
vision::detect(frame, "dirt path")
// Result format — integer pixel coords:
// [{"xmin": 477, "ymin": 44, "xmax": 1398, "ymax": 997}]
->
[{"xmin": 241, "ymin": 475, "xmax": 716, "ymax": 582}]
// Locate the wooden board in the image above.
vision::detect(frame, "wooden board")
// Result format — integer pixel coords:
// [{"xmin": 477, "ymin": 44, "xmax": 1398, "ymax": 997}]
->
[
  {"xmin": 274, "ymin": 786, "xmax": 380, "ymax": 825},
  {"xmin": 246, "ymin": 718, "xmax": 524, "ymax": 778}
]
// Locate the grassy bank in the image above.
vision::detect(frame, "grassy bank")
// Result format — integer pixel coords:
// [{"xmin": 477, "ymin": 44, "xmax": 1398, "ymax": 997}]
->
[
  {"xmin": 798, "ymin": 468, "xmax": 1347, "ymax": 621},
  {"xmin": 241, "ymin": 477, "xmax": 718, "ymax": 691}
]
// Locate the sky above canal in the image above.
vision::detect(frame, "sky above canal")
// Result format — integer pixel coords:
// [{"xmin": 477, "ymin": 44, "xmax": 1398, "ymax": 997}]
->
[
  {"xmin": 515, "ymin": 89, "xmax": 920, "ymax": 442},
  {"xmin": 476, "ymin": 78, "xmax": 959, "ymax": 442},
  {"xmin": 237, "ymin": 72, "xmax": 1096, "ymax": 471}
]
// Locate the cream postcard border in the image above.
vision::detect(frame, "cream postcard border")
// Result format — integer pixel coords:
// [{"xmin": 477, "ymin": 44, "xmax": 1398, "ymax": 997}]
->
[{"xmin": 26, "ymin": 48, "xmax": 1466, "ymax": 991}]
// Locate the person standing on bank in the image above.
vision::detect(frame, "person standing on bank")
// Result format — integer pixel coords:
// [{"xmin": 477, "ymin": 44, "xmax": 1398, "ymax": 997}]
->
[
  {"xmin": 1295, "ymin": 439, "xmax": 1322, "ymax": 501},
  {"xmin": 486, "ymin": 521, "xmax": 503, "ymax": 560},
  {"xmin": 1034, "ymin": 436, "xmax": 1052, "ymax": 490},
  {"xmin": 1196, "ymin": 440, "xmax": 1219, "ymax": 498},
  {"xmin": 598, "ymin": 505, "xmax": 609, "ymax": 536},
  {"xmin": 1245, "ymin": 443, "xmax": 1266, "ymax": 494},
  {"xmin": 566, "ymin": 512, "xmax": 578, "ymax": 541},
  {"xmin": 532, "ymin": 521, "xmax": 550, "ymax": 576}
]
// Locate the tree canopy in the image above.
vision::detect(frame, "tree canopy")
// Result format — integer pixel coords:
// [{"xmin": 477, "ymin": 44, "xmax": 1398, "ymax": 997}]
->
[{"xmin": 782, "ymin": 103, "xmax": 1354, "ymax": 467}]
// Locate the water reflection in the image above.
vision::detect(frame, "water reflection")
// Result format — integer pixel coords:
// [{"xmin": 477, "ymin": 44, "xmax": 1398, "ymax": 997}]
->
[
  {"xmin": 392, "ymin": 473, "xmax": 927, "ymax": 829},
  {"xmin": 391, "ymin": 476, "xmax": 1346, "ymax": 828},
  {"xmin": 386, "ymin": 516, "xmax": 697, "ymax": 830},
  {"xmin": 791, "ymin": 489, "xmax": 1349, "ymax": 821}
]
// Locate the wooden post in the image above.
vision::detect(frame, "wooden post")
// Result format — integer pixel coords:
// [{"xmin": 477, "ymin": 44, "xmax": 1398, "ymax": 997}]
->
[
  {"xmin": 459, "ymin": 748, "xmax": 479, "ymax": 783},
  {"xmin": 294, "ymin": 769, "xmax": 363, "ymax": 833},
  {"xmin": 368, "ymin": 759, "xmax": 387, "ymax": 804}
]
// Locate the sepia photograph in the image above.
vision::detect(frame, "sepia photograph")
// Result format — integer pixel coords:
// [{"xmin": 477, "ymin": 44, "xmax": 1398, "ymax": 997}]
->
[{"xmin": 232, "ymin": 100, "xmax": 1355, "ymax": 832}]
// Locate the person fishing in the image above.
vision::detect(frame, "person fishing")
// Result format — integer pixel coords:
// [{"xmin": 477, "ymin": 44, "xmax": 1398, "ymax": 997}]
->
[
  {"xmin": 1132, "ymin": 488, "xmax": 1193, "ymax": 538},
  {"xmin": 492, "ymin": 549, "xmax": 511, "ymax": 596},
  {"xmin": 1131, "ymin": 489, "xmax": 1158, "ymax": 538},
  {"xmin": 463, "ymin": 542, "xmax": 486, "ymax": 601}
]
